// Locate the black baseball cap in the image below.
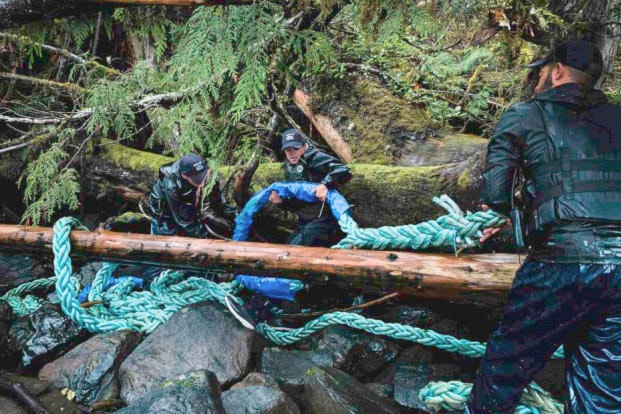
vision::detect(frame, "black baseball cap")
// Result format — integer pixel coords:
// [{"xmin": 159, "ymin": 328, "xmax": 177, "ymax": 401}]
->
[
  {"xmin": 527, "ymin": 39, "xmax": 604, "ymax": 83},
  {"xmin": 179, "ymin": 153, "xmax": 209, "ymax": 184},
  {"xmin": 281, "ymin": 128, "xmax": 307, "ymax": 151}
]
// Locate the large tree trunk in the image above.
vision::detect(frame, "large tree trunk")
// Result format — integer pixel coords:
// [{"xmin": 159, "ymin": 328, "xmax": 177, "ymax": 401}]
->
[
  {"xmin": 84, "ymin": 141, "xmax": 486, "ymax": 228},
  {"xmin": 0, "ymin": 0, "xmax": 253, "ymax": 29},
  {"xmin": 0, "ymin": 223, "xmax": 518, "ymax": 307},
  {"xmin": 549, "ymin": 0, "xmax": 621, "ymax": 79}
]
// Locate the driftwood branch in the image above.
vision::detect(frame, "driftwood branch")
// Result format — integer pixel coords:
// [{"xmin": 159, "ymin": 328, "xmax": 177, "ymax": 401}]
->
[
  {"xmin": 0, "ymin": 224, "xmax": 518, "ymax": 307},
  {"xmin": 293, "ymin": 88, "xmax": 353, "ymax": 163}
]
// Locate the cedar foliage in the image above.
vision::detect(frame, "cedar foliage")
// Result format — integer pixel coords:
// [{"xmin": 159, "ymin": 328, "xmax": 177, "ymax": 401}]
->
[{"xmin": 0, "ymin": 1, "xmax": 619, "ymax": 224}]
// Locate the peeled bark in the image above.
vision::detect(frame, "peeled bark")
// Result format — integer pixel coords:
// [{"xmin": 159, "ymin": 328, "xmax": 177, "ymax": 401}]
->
[
  {"xmin": 293, "ymin": 89, "xmax": 353, "ymax": 163},
  {"xmin": 0, "ymin": 223, "xmax": 518, "ymax": 307}
]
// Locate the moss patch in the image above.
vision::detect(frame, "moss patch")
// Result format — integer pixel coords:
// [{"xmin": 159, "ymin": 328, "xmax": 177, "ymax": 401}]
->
[{"xmin": 314, "ymin": 78, "xmax": 437, "ymax": 164}]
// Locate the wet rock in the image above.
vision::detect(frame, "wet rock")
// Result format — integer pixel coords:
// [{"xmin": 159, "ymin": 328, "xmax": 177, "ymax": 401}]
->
[
  {"xmin": 230, "ymin": 372, "xmax": 280, "ymax": 390},
  {"xmin": 21, "ymin": 304, "xmax": 87, "ymax": 368},
  {"xmin": 39, "ymin": 330, "xmax": 141, "ymax": 404},
  {"xmin": 309, "ymin": 325, "xmax": 399, "ymax": 380},
  {"xmin": 373, "ymin": 344, "xmax": 434, "ymax": 384},
  {"xmin": 260, "ymin": 347, "xmax": 333, "ymax": 395},
  {"xmin": 115, "ymin": 370, "xmax": 225, "ymax": 414},
  {"xmin": 222, "ymin": 385, "xmax": 300, "ymax": 414},
  {"xmin": 119, "ymin": 303, "xmax": 259, "ymax": 404},
  {"xmin": 0, "ymin": 371, "xmax": 82, "ymax": 414},
  {"xmin": 0, "ymin": 300, "xmax": 20, "ymax": 369},
  {"xmin": 365, "ymin": 382, "xmax": 394, "ymax": 399},
  {"xmin": 393, "ymin": 363, "xmax": 461, "ymax": 412},
  {"xmin": 302, "ymin": 366, "xmax": 401, "ymax": 413},
  {"xmin": 0, "ymin": 254, "xmax": 35, "ymax": 289}
]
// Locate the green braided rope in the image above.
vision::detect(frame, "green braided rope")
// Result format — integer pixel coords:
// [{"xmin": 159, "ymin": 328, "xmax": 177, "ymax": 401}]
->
[
  {"xmin": 334, "ymin": 195, "xmax": 506, "ymax": 250},
  {"xmin": 419, "ymin": 380, "xmax": 563, "ymax": 413},
  {"xmin": 1, "ymin": 215, "xmax": 567, "ymax": 413}
]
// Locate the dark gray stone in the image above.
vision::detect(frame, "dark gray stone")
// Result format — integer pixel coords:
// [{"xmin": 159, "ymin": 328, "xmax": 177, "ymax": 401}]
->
[
  {"xmin": 260, "ymin": 347, "xmax": 333, "ymax": 392},
  {"xmin": 302, "ymin": 366, "xmax": 401, "ymax": 414},
  {"xmin": 115, "ymin": 370, "xmax": 225, "ymax": 414},
  {"xmin": 222, "ymin": 385, "xmax": 300, "ymax": 414},
  {"xmin": 119, "ymin": 303, "xmax": 259, "ymax": 404},
  {"xmin": 365, "ymin": 382, "xmax": 394, "ymax": 399},
  {"xmin": 393, "ymin": 363, "xmax": 461, "ymax": 412},
  {"xmin": 373, "ymin": 344, "xmax": 434, "ymax": 384},
  {"xmin": 0, "ymin": 372, "xmax": 82, "ymax": 414},
  {"xmin": 22, "ymin": 304, "xmax": 86, "ymax": 367},
  {"xmin": 39, "ymin": 330, "xmax": 141, "ymax": 404},
  {"xmin": 310, "ymin": 325, "xmax": 399, "ymax": 380},
  {"xmin": 230, "ymin": 372, "xmax": 280, "ymax": 391}
]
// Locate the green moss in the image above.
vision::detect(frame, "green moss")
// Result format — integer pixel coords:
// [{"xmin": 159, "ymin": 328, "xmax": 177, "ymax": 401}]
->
[
  {"xmin": 457, "ymin": 168, "xmax": 472, "ymax": 190},
  {"xmin": 105, "ymin": 141, "xmax": 173, "ymax": 172},
  {"xmin": 314, "ymin": 78, "xmax": 437, "ymax": 164}
]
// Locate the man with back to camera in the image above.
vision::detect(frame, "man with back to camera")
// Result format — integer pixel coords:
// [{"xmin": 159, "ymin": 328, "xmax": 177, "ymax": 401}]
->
[
  {"xmin": 468, "ymin": 40, "xmax": 621, "ymax": 413},
  {"xmin": 269, "ymin": 128, "xmax": 352, "ymax": 247}
]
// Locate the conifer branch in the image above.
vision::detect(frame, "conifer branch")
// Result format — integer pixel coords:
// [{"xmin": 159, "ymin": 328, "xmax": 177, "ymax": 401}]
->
[
  {"xmin": 0, "ymin": 32, "xmax": 120, "ymax": 77},
  {"xmin": 0, "ymin": 72, "xmax": 86, "ymax": 94}
]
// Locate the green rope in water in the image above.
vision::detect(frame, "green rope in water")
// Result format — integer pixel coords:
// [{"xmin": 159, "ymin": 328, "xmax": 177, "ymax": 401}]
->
[
  {"xmin": 419, "ymin": 381, "xmax": 563, "ymax": 413},
  {"xmin": 334, "ymin": 195, "xmax": 507, "ymax": 251}
]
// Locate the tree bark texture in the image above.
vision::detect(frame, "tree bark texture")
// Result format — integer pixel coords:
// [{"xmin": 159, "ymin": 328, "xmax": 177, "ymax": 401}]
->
[
  {"xmin": 0, "ymin": 0, "xmax": 253, "ymax": 29},
  {"xmin": 0, "ymin": 223, "xmax": 518, "ymax": 307},
  {"xmin": 293, "ymin": 88, "xmax": 354, "ymax": 163},
  {"xmin": 83, "ymin": 141, "xmax": 486, "ymax": 229}
]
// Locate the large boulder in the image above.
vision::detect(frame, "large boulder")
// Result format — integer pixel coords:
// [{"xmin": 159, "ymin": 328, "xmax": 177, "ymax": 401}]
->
[
  {"xmin": 0, "ymin": 372, "xmax": 82, "ymax": 414},
  {"xmin": 301, "ymin": 366, "xmax": 402, "ymax": 413},
  {"xmin": 115, "ymin": 370, "xmax": 225, "ymax": 414},
  {"xmin": 39, "ymin": 330, "xmax": 141, "ymax": 404},
  {"xmin": 119, "ymin": 303, "xmax": 260, "ymax": 404},
  {"xmin": 222, "ymin": 385, "xmax": 301, "ymax": 414},
  {"xmin": 260, "ymin": 347, "xmax": 333, "ymax": 395}
]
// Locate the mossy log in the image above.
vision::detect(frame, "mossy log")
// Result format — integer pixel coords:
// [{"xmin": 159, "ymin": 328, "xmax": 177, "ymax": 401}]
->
[{"xmin": 84, "ymin": 141, "xmax": 486, "ymax": 229}]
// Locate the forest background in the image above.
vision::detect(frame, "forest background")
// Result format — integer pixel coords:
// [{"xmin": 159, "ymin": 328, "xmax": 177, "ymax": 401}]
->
[{"xmin": 0, "ymin": 0, "xmax": 619, "ymax": 234}]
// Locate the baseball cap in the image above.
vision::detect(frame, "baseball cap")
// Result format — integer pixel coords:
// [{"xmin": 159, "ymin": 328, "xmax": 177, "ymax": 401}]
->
[
  {"xmin": 281, "ymin": 128, "xmax": 307, "ymax": 151},
  {"xmin": 526, "ymin": 39, "xmax": 604, "ymax": 83},
  {"xmin": 179, "ymin": 153, "xmax": 209, "ymax": 184}
]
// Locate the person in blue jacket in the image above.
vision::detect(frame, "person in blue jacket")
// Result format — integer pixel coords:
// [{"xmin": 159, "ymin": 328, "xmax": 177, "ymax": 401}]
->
[
  {"xmin": 468, "ymin": 40, "xmax": 621, "ymax": 413},
  {"xmin": 269, "ymin": 128, "xmax": 352, "ymax": 247}
]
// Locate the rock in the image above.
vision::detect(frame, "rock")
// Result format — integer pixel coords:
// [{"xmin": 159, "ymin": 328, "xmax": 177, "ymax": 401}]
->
[
  {"xmin": 21, "ymin": 304, "xmax": 87, "ymax": 368},
  {"xmin": 0, "ymin": 300, "xmax": 19, "ymax": 370},
  {"xmin": 222, "ymin": 385, "xmax": 301, "ymax": 414},
  {"xmin": 365, "ymin": 382, "xmax": 394, "ymax": 399},
  {"xmin": 373, "ymin": 344, "xmax": 434, "ymax": 384},
  {"xmin": 309, "ymin": 325, "xmax": 399, "ymax": 380},
  {"xmin": 230, "ymin": 372, "xmax": 280, "ymax": 390},
  {"xmin": 119, "ymin": 303, "xmax": 259, "ymax": 404},
  {"xmin": 534, "ymin": 358, "xmax": 565, "ymax": 400},
  {"xmin": 115, "ymin": 370, "xmax": 225, "ymax": 414},
  {"xmin": 0, "ymin": 372, "xmax": 82, "ymax": 414},
  {"xmin": 39, "ymin": 330, "xmax": 141, "ymax": 404},
  {"xmin": 393, "ymin": 363, "xmax": 461, "ymax": 412},
  {"xmin": 302, "ymin": 366, "xmax": 401, "ymax": 413},
  {"xmin": 260, "ymin": 347, "xmax": 333, "ymax": 395}
]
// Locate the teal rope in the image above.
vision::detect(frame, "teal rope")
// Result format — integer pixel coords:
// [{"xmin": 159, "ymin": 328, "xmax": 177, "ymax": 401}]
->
[
  {"xmin": 334, "ymin": 195, "xmax": 506, "ymax": 251},
  {"xmin": 1, "ymin": 214, "xmax": 567, "ymax": 413},
  {"xmin": 419, "ymin": 381, "xmax": 563, "ymax": 413}
]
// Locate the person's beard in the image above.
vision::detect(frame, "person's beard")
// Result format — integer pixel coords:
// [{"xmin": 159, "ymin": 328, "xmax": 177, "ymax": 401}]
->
[{"xmin": 540, "ymin": 72, "xmax": 553, "ymax": 93}]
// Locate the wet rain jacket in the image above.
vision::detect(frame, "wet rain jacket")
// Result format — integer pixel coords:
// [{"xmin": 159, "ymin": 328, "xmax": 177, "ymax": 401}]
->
[
  {"xmin": 280, "ymin": 143, "xmax": 351, "ymax": 246},
  {"xmin": 148, "ymin": 159, "xmax": 225, "ymax": 238},
  {"xmin": 481, "ymin": 83, "xmax": 621, "ymax": 263},
  {"xmin": 468, "ymin": 83, "xmax": 621, "ymax": 414}
]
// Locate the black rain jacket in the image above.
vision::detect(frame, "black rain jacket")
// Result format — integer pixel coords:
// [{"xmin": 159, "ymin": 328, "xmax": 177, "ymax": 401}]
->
[
  {"xmin": 148, "ymin": 159, "xmax": 225, "ymax": 238},
  {"xmin": 281, "ymin": 143, "xmax": 351, "ymax": 220},
  {"xmin": 481, "ymin": 83, "xmax": 621, "ymax": 263}
]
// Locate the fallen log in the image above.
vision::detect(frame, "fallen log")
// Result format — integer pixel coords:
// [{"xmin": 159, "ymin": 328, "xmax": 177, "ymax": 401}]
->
[{"xmin": 0, "ymin": 224, "xmax": 518, "ymax": 307}]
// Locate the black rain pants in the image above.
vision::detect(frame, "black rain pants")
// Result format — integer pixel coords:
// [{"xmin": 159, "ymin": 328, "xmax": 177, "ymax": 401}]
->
[{"xmin": 467, "ymin": 260, "xmax": 621, "ymax": 413}]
